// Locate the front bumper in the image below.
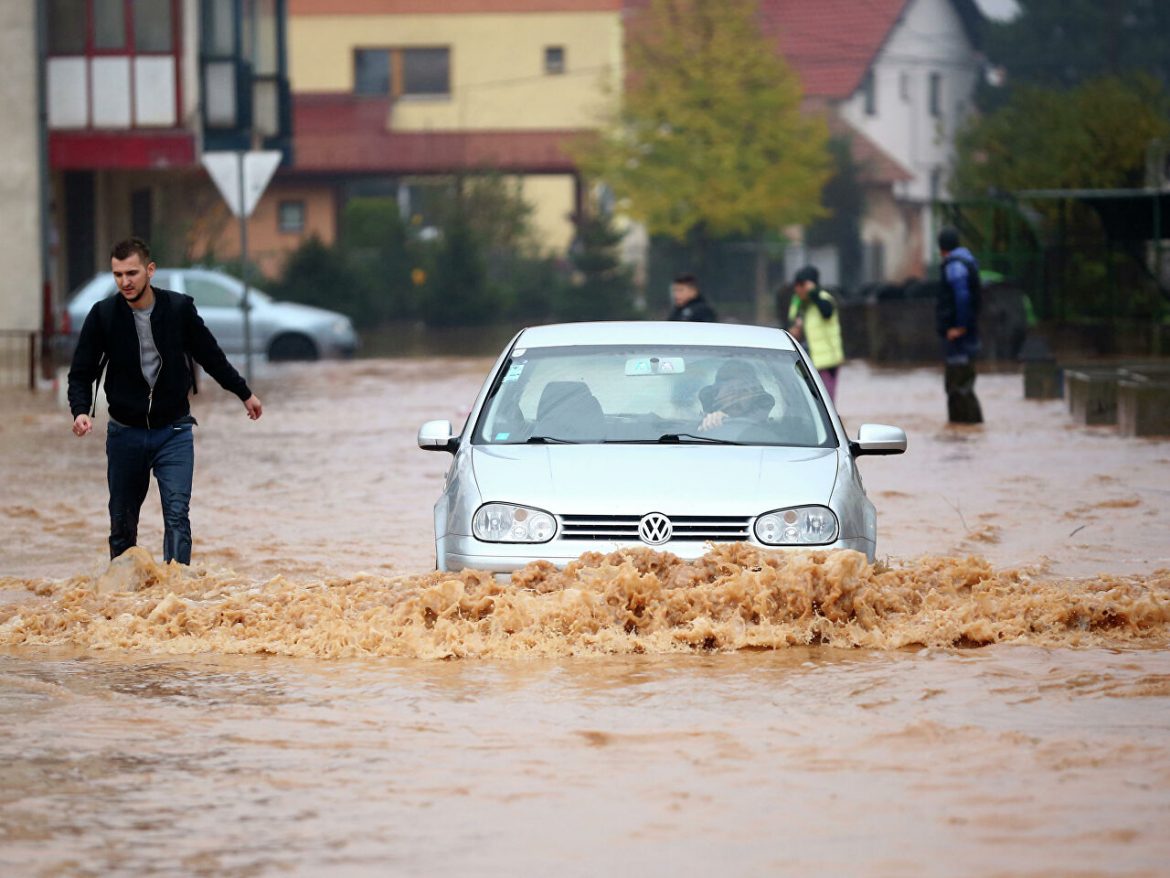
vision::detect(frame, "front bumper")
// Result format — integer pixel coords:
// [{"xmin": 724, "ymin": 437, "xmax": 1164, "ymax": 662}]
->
[{"xmin": 439, "ymin": 534, "xmax": 876, "ymax": 572}]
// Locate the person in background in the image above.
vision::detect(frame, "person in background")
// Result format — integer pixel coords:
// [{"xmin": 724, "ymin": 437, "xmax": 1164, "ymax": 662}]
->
[
  {"xmin": 786, "ymin": 265, "xmax": 844, "ymax": 402},
  {"xmin": 936, "ymin": 227, "xmax": 983, "ymax": 424},
  {"xmin": 68, "ymin": 237, "xmax": 263, "ymax": 565},
  {"xmin": 668, "ymin": 273, "xmax": 718, "ymax": 322}
]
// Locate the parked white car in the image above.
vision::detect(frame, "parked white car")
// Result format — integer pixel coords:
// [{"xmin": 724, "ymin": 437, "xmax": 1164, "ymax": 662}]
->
[
  {"xmin": 58, "ymin": 267, "xmax": 358, "ymax": 362},
  {"xmin": 418, "ymin": 321, "xmax": 907, "ymax": 572}
]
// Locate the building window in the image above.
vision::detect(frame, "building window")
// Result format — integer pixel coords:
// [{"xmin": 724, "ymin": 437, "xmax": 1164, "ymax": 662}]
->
[
  {"xmin": 94, "ymin": 0, "xmax": 127, "ymax": 50},
  {"xmin": 48, "ymin": 0, "xmax": 174, "ymax": 54},
  {"xmin": 354, "ymin": 48, "xmax": 390, "ymax": 95},
  {"xmin": 402, "ymin": 48, "xmax": 449, "ymax": 96},
  {"xmin": 133, "ymin": 0, "xmax": 173, "ymax": 53},
  {"xmin": 47, "ymin": 0, "xmax": 86, "ymax": 53},
  {"xmin": 863, "ymin": 71, "xmax": 876, "ymax": 116},
  {"xmin": 899, "ymin": 71, "xmax": 910, "ymax": 102},
  {"xmin": 278, "ymin": 200, "xmax": 305, "ymax": 234},
  {"xmin": 354, "ymin": 47, "xmax": 450, "ymax": 97},
  {"xmin": 544, "ymin": 46, "xmax": 565, "ymax": 75},
  {"xmin": 929, "ymin": 72, "xmax": 942, "ymax": 118}
]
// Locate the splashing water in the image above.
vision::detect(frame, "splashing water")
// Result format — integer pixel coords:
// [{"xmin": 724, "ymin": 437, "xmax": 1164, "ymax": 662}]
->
[{"xmin": 3, "ymin": 544, "xmax": 1166, "ymax": 659}]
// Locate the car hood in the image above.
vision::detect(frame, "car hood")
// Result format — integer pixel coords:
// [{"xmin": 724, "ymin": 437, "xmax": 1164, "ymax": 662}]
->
[{"xmin": 469, "ymin": 444, "xmax": 840, "ymax": 515}]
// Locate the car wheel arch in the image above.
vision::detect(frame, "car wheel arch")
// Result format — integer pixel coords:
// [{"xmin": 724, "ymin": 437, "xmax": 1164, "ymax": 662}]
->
[{"xmin": 267, "ymin": 332, "xmax": 319, "ymax": 361}]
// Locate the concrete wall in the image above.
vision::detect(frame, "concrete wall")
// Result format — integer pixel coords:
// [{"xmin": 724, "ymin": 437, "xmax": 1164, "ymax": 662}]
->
[{"xmin": 0, "ymin": 0, "xmax": 43, "ymax": 332}]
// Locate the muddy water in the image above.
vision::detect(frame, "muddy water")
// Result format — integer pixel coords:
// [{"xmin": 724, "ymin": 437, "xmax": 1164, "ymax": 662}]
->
[{"xmin": 2, "ymin": 359, "xmax": 1169, "ymax": 876}]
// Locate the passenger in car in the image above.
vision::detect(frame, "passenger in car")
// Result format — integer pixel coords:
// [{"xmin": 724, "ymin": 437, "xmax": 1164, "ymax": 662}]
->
[{"xmin": 535, "ymin": 380, "xmax": 606, "ymax": 441}]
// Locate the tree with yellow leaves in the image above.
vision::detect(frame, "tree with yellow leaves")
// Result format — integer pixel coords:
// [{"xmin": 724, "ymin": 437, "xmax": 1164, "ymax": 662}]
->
[{"xmin": 577, "ymin": 0, "xmax": 830, "ymax": 317}]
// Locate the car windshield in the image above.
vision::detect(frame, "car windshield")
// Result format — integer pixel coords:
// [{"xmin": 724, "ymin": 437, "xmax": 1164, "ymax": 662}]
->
[{"xmin": 473, "ymin": 344, "xmax": 837, "ymax": 447}]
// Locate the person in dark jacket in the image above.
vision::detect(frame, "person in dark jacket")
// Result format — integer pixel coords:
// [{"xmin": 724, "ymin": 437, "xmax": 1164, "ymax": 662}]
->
[
  {"xmin": 68, "ymin": 237, "xmax": 263, "ymax": 565},
  {"xmin": 667, "ymin": 273, "xmax": 718, "ymax": 322},
  {"xmin": 936, "ymin": 227, "xmax": 983, "ymax": 424}
]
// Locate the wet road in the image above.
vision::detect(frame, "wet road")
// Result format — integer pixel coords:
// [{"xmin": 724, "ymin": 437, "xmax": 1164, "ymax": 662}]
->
[{"xmin": 1, "ymin": 359, "xmax": 1168, "ymax": 876}]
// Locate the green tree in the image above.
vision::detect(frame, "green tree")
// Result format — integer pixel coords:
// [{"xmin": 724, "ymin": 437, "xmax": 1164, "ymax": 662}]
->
[
  {"xmin": 556, "ymin": 212, "xmax": 635, "ymax": 321},
  {"xmin": 804, "ymin": 137, "xmax": 863, "ymax": 291},
  {"xmin": 446, "ymin": 174, "xmax": 536, "ymax": 253},
  {"xmin": 341, "ymin": 197, "xmax": 417, "ymax": 322},
  {"xmin": 421, "ymin": 216, "xmax": 501, "ymax": 327},
  {"xmin": 980, "ymin": 0, "xmax": 1170, "ymax": 109},
  {"xmin": 271, "ymin": 237, "xmax": 370, "ymax": 325},
  {"xmin": 575, "ymin": 0, "xmax": 830, "ymax": 317},
  {"xmin": 954, "ymin": 75, "xmax": 1170, "ymax": 194}
]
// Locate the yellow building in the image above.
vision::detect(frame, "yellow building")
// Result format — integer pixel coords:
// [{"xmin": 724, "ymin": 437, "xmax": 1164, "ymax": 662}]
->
[{"xmin": 221, "ymin": 0, "xmax": 624, "ymax": 275}]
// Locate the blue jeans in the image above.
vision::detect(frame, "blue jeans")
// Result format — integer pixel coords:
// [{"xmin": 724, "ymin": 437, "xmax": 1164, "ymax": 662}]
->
[{"xmin": 106, "ymin": 419, "xmax": 195, "ymax": 564}]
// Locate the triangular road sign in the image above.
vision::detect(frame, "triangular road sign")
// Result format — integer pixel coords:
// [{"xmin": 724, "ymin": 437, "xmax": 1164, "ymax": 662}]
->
[{"xmin": 202, "ymin": 150, "xmax": 283, "ymax": 218}]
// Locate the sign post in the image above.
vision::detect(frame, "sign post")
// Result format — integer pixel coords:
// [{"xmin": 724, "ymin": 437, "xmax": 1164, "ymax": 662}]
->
[{"xmin": 201, "ymin": 150, "xmax": 282, "ymax": 383}]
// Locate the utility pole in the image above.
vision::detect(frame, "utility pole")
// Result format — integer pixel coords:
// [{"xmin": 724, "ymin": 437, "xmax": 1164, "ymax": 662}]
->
[{"xmin": 236, "ymin": 149, "xmax": 253, "ymax": 384}]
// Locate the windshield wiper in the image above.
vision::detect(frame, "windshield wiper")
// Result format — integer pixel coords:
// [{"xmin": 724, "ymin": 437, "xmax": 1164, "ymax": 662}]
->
[
  {"xmin": 525, "ymin": 435, "xmax": 579, "ymax": 444},
  {"xmin": 656, "ymin": 433, "xmax": 742, "ymax": 445}
]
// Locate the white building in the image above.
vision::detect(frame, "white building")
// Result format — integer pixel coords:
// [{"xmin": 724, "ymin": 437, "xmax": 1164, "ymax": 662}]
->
[{"xmin": 765, "ymin": 0, "xmax": 984, "ymax": 281}]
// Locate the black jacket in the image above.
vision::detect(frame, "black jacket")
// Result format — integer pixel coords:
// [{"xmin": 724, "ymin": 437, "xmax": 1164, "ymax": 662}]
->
[
  {"xmin": 668, "ymin": 295, "xmax": 719, "ymax": 322},
  {"xmin": 68, "ymin": 288, "xmax": 252, "ymax": 428}
]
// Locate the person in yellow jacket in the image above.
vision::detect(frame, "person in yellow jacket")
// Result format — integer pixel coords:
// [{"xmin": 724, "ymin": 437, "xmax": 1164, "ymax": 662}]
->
[{"xmin": 787, "ymin": 265, "xmax": 845, "ymax": 402}]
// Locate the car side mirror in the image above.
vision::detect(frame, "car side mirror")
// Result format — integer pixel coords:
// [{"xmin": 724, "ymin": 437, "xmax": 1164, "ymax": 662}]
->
[
  {"xmin": 418, "ymin": 419, "xmax": 459, "ymax": 453},
  {"xmin": 850, "ymin": 423, "xmax": 907, "ymax": 457}
]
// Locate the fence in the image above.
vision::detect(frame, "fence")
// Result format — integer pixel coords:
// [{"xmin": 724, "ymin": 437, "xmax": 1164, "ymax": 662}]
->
[{"xmin": 0, "ymin": 331, "xmax": 40, "ymax": 390}]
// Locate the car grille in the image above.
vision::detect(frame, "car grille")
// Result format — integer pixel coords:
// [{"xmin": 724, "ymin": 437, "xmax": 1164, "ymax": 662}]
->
[{"xmin": 558, "ymin": 514, "xmax": 751, "ymax": 542}]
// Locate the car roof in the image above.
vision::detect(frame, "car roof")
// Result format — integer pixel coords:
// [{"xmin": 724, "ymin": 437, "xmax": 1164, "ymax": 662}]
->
[
  {"xmin": 69, "ymin": 266, "xmax": 259, "ymax": 305},
  {"xmin": 514, "ymin": 321, "xmax": 799, "ymax": 351}
]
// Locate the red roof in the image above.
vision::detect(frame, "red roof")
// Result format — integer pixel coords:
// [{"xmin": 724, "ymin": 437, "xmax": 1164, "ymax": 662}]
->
[
  {"xmin": 291, "ymin": 94, "xmax": 588, "ymax": 174},
  {"xmin": 623, "ymin": 0, "xmax": 909, "ymax": 101},
  {"xmin": 760, "ymin": 0, "xmax": 909, "ymax": 99}
]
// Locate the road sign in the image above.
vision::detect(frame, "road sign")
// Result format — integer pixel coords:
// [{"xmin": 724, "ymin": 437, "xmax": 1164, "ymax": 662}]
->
[{"xmin": 201, "ymin": 150, "xmax": 283, "ymax": 218}]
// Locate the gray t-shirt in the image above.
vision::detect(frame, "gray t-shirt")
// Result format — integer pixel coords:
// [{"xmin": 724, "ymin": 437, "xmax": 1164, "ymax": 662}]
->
[{"xmin": 132, "ymin": 305, "xmax": 161, "ymax": 389}]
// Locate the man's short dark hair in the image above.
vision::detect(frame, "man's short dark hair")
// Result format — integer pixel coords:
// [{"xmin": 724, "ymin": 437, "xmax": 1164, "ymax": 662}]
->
[
  {"xmin": 794, "ymin": 265, "xmax": 819, "ymax": 285},
  {"xmin": 673, "ymin": 272, "xmax": 698, "ymax": 288},
  {"xmin": 111, "ymin": 237, "xmax": 152, "ymax": 263},
  {"xmin": 937, "ymin": 227, "xmax": 960, "ymax": 252}
]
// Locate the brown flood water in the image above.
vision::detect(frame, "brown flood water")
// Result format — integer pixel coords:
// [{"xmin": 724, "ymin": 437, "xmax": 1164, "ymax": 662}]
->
[{"xmin": 1, "ymin": 358, "xmax": 1169, "ymax": 876}]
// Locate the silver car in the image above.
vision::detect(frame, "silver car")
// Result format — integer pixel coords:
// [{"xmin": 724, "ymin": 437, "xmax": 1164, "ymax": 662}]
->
[
  {"xmin": 58, "ymin": 267, "xmax": 358, "ymax": 361},
  {"xmin": 418, "ymin": 321, "xmax": 906, "ymax": 572}
]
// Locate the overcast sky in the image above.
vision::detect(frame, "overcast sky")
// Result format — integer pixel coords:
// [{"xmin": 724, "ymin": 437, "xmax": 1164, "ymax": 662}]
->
[{"xmin": 973, "ymin": 0, "xmax": 1020, "ymax": 22}]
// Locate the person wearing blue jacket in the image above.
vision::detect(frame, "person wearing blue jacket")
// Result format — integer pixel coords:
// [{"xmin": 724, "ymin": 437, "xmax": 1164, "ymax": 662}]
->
[{"xmin": 936, "ymin": 227, "xmax": 983, "ymax": 424}]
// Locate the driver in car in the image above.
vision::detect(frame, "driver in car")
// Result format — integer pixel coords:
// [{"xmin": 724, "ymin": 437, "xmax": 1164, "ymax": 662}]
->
[{"xmin": 697, "ymin": 362, "xmax": 776, "ymax": 432}]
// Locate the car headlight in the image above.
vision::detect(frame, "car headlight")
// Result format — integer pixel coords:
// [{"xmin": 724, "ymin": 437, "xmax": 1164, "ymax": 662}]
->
[
  {"xmin": 473, "ymin": 503, "xmax": 556, "ymax": 543},
  {"xmin": 331, "ymin": 318, "xmax": 353, "ymax": 337},
  {"xmin": 754, "ymin": 506, "xmax": 839, "ymax": 546}
]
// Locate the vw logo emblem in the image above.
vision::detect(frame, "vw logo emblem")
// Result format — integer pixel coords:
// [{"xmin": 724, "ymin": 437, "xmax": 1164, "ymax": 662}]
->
[{"xmin": 639, "ymin": 512, "xmax": 673, "ymax": 545}]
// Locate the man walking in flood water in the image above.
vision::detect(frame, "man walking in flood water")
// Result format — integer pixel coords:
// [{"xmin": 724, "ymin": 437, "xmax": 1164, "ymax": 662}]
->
[
  {"xmin": 68, "ymin": 237, "xmax": 263, "ymax": 564},
  {"xmin": 936, "ymin": 227, "xmax": 983, "ymax": 424}
]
